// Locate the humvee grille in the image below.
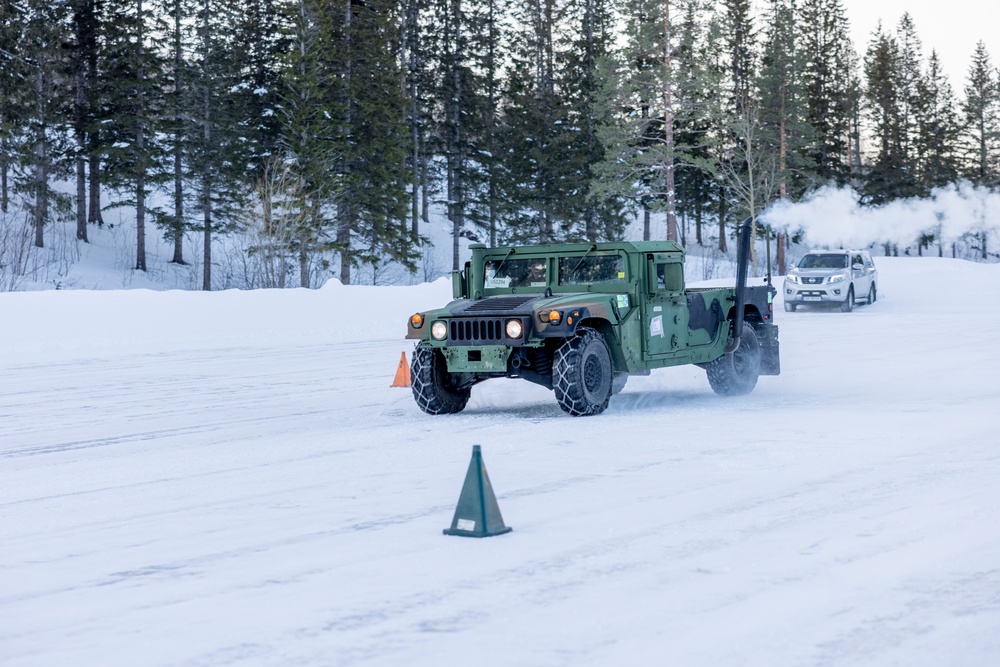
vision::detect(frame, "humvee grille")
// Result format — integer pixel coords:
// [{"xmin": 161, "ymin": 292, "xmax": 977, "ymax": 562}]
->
[
  {"xmin": 450, "ymin": 318, "xmax": 504, "ymax": 343},
  {"xmin": 464, "ymin": 296, "xmax": 536, "ymax": 313}
]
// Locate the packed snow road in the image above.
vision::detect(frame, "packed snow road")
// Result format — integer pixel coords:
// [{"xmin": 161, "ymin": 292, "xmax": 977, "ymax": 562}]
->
[{"xmin": 3, "ymin": 258, "xmax": 1000, "ymax": 666}]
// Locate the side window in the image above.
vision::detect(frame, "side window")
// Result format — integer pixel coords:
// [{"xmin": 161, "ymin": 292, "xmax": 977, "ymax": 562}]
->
[{"xmin": 656, "ymin": 263, "xmax": 683, "ymax": 292}]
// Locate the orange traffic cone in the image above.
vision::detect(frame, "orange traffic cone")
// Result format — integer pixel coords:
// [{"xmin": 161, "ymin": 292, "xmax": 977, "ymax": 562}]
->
[{"xmin": 391, "ymin": 351, "xmax": 412, "ymax": 388}]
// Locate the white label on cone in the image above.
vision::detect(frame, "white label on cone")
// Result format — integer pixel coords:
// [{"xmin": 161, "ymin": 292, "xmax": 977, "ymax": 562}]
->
[{"xmin": 457, "ymin": 519, "xmax": 476, "ymax": 531}]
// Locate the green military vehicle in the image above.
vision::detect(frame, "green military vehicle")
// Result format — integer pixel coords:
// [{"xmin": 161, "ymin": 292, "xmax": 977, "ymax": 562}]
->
[{"xmin": 405, "ymin": 219, "xmax": 779, "ymax": 416}]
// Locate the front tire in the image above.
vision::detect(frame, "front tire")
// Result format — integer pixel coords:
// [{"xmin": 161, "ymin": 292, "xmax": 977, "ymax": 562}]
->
[
  {"xmin": 840, "ymin": 286, "xmax": 854, "ymax": 312},
  {"xmin": 705, "ymin": 322, "xmax": 761, "ymax": 396},
  {"xmin": 784, "ymin": 302, "xmax": 796, "ymax": 312},
  {"xmin": 553, "ymin": 328, "xmax": 613, "ymax": 416},
  {"xmin": 411, "ymin": 347, "xmax": 470, "ymax": 415}
]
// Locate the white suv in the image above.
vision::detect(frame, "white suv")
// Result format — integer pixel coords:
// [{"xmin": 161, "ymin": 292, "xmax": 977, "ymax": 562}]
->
[{"xmin": 783, "ymin": 250, "xmax": 878, "ymax": 312}]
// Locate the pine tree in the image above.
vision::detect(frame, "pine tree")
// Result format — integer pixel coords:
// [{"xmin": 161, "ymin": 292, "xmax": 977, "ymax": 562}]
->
[
  {"xmin": 161, "ymin": 0, "xmax": 196, "ymax": 265},
  {"xmin": 14, "ymin": 0, "xmax": 73, "ymax": 248},
  {"xmin": 559, "ymin": 0, "xmax": 622, "ymax": 242},
  {"xmin": 670, "ymin": 0, "xmax": 715, "ymax": 246},
  {"xmin": 69, "ymin": 0, "xmax": 100, "ymax": 242},
  {"xmin": 428, "ymin": 0, "xmax": 479, "ymax": 267},
  {"xmin": 500, "ymin": 0, "xmax": 578, "ymax": 244},
  {"xmin": 188, "ymin": 0, "xmax": 246, "ymax": 289},
  {"xmin": 101, "ymin": 0, "xmax": 170, "ymax": 271},
  {"xmin": 722, "ymin": 0, "xmax": 755, "ymax": 115},
  {"xmin": 0, "ymin": 0, "xmax": 27, "ymax": 216},
  {"xmin": 327, "ymin": 0, "xmax": 412, "ymax": 284},
  {"xmin": 798, "ymin": 0, "xmax": 857, "ymax": 185},
  {"xmin": 756, "ymin": 0, "xmax": 812, "ymax": 272},
  {"xmin": 914, "ymin": 50, "xmax": 961, "ymax": 193},
  {"xmin": 862, "ymin": 24, "xmax": 906, "ymax": 204},
  {"xmin": 960, "ymin": 41, "xmax": 999, "ymax": 260},
  {"xmin": 594, "ymin": 0, "xmax": 704, "ymax": 243},
  {"xmin": 280, "ymin": 0, "xmax": 344, "ymax": 287},
  {"xmin": 757, "ymin": 0, "xmax": 815, "ymax": 200},
  {"xmin": 894, "ymin": 12, "xmax": 922, "ymax": 185},
  {"xmin": 467, "ymin": 0, "xmax": 506, "ymax": 247},
  {"xmin": 961, "ymin": 42, "xmax": 1000, "ymax": 188}
]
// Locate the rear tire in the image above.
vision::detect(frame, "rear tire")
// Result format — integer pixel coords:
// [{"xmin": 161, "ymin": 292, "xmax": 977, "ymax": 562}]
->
[
  {"xmin": 705, "ymin": 322, "xmax": 761, "ymax": 396},
  {"xmin": 840, "ymin": 286, "xmax": 854, "ymax": 312},
  {"xmin": 553, "ymin": 328, "xmax": 613, "ymax": 416},
  {"xmin": 868, "ymin": 284, "xmax": 876, "ymax": 304},
  {"xmin": 411, "ymin": 347, "xmax": 470, "ymax": 415},
  {"xmin": 612, "ymin": 372, "xmax": 628, "ymax": 395}
]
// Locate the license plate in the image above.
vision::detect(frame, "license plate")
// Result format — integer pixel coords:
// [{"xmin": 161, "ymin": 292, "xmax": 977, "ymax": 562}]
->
[{"xmin": 804, "ymin": 296, "xmax": 821, "ymax": 301}]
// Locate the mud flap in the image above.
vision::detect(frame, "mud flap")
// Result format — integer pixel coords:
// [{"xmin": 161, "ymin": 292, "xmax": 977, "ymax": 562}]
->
[{"xmin": 759, "ymin": 325, "xmax": 781, "ymax": 376}]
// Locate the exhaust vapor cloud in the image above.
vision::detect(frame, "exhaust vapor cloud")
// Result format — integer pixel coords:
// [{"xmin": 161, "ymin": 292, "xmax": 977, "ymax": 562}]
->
[{"xmin": 762, "ymin": 182, "xmax": 1000, "ymax": 251}]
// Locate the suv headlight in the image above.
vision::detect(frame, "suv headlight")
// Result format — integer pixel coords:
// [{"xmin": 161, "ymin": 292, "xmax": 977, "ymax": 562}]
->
[
  {"xmin": 786, "ymin": 275, "xmax": 800, "ymax": 284},
  {"xmin": 828, "ymin": 274, "xmax": 845, "ymax": 284},
  {"xmin": 431, "ymin": 321, "xmax": 447, "ymax": 340}
]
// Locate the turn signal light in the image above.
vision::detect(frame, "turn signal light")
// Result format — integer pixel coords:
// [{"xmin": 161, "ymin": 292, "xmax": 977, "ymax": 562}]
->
[
  {"xmin": 548, "ymin": 310, "xmax": 562, "ymax": 324},
  {"xmin": 410, "ymin": 313, "xmax": 424, "ymax": 328}
]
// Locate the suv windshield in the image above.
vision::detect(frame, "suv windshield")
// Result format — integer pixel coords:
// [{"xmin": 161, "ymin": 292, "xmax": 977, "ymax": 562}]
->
[{"xmin": 798, "ymin": 253, "xmax": 848, "ymax": 269}]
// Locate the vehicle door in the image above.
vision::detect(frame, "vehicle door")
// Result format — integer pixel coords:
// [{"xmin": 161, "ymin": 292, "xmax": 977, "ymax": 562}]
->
[
  {"xmin": 643, "ymin": 255, "xmax": 688, "ymax": 358},
  {"xmin": 851, "ymin": 252, "xmax": 871, "ymax": 297}
]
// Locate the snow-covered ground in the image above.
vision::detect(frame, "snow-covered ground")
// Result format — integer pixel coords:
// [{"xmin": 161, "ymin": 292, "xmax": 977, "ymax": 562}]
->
[{"xmin": 3, "ymin": 257, "xmax": 1000, "ymax": 666}]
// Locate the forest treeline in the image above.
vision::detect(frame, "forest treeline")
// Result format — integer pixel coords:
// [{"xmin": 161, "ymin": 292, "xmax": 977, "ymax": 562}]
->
[{"xmin": 1, "ymin": 0, "xmax": 998, "ymax": 289}]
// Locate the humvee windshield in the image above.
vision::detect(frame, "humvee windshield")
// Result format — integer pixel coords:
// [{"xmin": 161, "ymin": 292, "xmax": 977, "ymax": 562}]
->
[
  {"xmin": 484, "ymin": 258, "xmax": 548, "ymax": 288},
  {"xmin": 559, "ymin": 255, "xmax": 625, "ymax": 285}
]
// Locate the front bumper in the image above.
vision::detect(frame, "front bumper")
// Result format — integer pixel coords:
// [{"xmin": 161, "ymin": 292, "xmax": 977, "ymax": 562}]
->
[{"xmin": 783, "ymin": 282, "xmax": 849, "ymax": 304}]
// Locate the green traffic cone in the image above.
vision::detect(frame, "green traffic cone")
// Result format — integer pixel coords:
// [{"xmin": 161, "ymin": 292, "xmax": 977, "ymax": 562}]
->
[{"xmin": 443, "ymin": 445, "xmax": 512, "ymax": 538}]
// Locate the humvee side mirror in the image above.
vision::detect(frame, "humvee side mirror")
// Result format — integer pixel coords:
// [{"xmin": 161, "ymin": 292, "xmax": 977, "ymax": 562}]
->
[{"xmin": 452, "ymin": 269, "xmax": 467, "ymax": 299}]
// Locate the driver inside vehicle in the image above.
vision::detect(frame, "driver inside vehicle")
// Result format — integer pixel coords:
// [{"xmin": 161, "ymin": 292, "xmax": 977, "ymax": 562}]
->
[{"xmin": 526, "ymin": 260, "xmax": 547, "ymax": 286}]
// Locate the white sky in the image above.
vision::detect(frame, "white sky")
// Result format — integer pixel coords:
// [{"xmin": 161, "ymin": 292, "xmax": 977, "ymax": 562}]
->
[{"xmin": 841, "ymin": 0, "xmax": 1000, "ymax": 91}]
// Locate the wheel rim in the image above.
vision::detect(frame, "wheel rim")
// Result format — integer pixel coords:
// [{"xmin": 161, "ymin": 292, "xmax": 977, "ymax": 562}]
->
[{"xmin": 584, "ymin": 354, "xmax": 604, "ymax": 393}]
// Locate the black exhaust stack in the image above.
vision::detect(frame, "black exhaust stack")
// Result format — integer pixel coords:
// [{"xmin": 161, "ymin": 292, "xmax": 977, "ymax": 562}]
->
[{"xmin": 725, "ymin": 217, "xmax": 753, "ymax": 354}]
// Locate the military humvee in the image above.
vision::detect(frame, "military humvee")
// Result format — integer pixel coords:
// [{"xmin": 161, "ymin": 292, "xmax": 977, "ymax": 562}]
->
[{"xmin": 406, "ymin": 219, "xmax": 779, "ymax": 416}]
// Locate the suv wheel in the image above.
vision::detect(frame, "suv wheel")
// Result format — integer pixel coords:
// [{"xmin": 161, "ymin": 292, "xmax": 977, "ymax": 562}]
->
[
  {"xmin": 553, "ymin": 328, "xmax": 613, "ymax": 416},
  {"xmin": 868, "ymin": 284, "xmax": 876, "ymax": 304},
  {"xmin": 705, "ymin": 322, "xmax": 761, "ymax": 396},
  {"xmin": 840, "ymin": 286, "xmax": 854, "ymax": 312},
  {"xmin": 784, "ymin": 302, "xmax": 796, "ymax": 312},
  {"xmin": 411, "ymin": 347, "xmax": 471, "ymax": 415}
]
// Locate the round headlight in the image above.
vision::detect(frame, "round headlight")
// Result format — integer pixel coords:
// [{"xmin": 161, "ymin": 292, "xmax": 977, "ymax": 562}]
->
[
  {"xmin": 431, "ymin": 321, "xmax": 447, "ymax": 340},
  {"xmin": 505, "ymin": 319, "xmax": 523, "ymax": 338}
]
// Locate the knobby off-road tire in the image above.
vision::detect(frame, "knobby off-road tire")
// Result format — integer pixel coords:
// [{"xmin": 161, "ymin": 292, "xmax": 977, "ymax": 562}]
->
[
  {"xmin": 705, "ymin": 322, "xmax": 761, "ymax": 396},
  {"xmin": 840, "ymin": 286, "xmax": 854, "ymax": 312},
  {"xmin": 553, "ymin": 328, "xmax": 613, "ymax": 416},
  {"xmin": 612, "ymin": 372, "xmax": 628, "ymax": 396},
  {"xmin": 411, "ymin": 347, "xmax": 470, "ymax": 415}
]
